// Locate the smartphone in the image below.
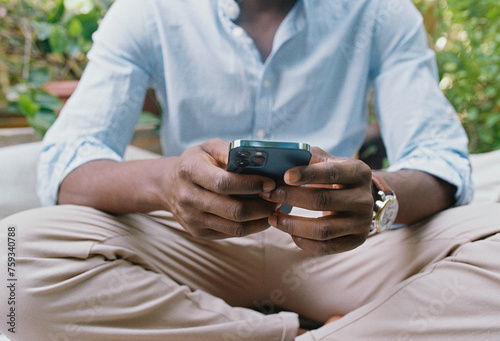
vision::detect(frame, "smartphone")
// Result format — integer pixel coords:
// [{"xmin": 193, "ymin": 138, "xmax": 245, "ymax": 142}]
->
[{"xmin": 227, "ymin": 140, "xmax": 312, "ymax": 185}]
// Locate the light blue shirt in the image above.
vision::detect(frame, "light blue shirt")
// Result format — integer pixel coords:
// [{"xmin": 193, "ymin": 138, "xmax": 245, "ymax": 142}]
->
[{"xmin": 38, "ymin": 0, "xmax": 473, "ymax": 207}]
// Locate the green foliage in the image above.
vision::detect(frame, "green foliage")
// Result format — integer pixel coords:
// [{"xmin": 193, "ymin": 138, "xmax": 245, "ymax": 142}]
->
[
  {"xmin": 7, "ymin": 81, "xmax": 61, "ymax": 138},
  {"xmin": 414, "ymin": 0, "xmax": 500, "ymax": 153},
  {"xmin": 0, "ymin": 0, "xmax": 112, "ymax": 137},
  {"xmin": 1, "ymin": 0, "xmax": 498, "ymax": 152}
]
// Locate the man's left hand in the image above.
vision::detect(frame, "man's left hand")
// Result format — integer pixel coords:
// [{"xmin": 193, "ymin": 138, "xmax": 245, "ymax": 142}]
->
[{"xmin": 260, "ymin": 147, "xmax": 373, "ymax": 255}]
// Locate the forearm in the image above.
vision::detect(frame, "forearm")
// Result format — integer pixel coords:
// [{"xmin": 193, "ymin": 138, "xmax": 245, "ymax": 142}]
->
[
  {"xmin": 373, "ymin": 169, "xmax": 456, "ymax": 225},
  {"xmin": 58, "ymin": 158, "xmax": 176, "ymax": 214}
]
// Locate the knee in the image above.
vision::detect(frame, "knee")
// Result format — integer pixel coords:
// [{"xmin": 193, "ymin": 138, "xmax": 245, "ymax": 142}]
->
[
  {"xmin": 0, "ymin": 205, "xmax": 114, "ymax": 339},
  {"xmin": 1, "ymin": 205, "xmax": 121, "ymax": 259},
  {"xmin": 2, "ymin": 206, "xmax": 84, "ymax": 259},
  {"xmin": 420, "ymin": 203, "xmax": 500, "ymax": 242}
]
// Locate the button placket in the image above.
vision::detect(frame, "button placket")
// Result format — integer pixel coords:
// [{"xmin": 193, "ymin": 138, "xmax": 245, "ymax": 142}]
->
[
  {"xmin": 217, "ymin": 0, "xmax": 261, "ymax": 68},
  {"xmin": 250, "ymin": 2, "xmax": 306, "ymax": 140},
  {"xmin": 253, "ymin": 70, "xmax": 274, "ymax": 140}
]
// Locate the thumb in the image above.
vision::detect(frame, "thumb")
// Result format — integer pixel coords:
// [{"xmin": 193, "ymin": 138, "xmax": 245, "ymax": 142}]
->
[
  {"xmin": 309, "ymin": 146, "xmax": 336, "ymax": 164},
  {"xmin": 200, "ymin": 138, "xmax": 231, "ymax": 168}
]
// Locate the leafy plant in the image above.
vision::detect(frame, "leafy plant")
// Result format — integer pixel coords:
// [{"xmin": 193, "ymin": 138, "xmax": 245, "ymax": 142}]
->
[
  {"xmin": 1, "ymin": 0, "xmax": 499, "ymax": 152},
  {"xmin": 0, "ymin": 0, "xmax": 113, "ymax": 137},
  {"xmin": 362, "ymin": 0, "xmax": 499, "ymax": 165},
  {"xmin": 6, "ymin": 80, "xmax": 62, "ymax": 138},
  {"xmin": 414, "ymin": 0, "xmax": 500, "ymax": 153}
]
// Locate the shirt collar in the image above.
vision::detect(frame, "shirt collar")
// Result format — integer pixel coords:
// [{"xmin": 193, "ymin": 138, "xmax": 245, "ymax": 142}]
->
[{"xmin": 216, "ymin": 0, "xmax": 307, "ymax": 28}]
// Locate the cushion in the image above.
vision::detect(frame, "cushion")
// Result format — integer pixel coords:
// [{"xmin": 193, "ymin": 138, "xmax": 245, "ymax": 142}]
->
[
  {"xmin": 0, "ymin": 142, "xmax": 41, "ymax": 219},
  {"xmin": 0, "ymin": 142, "xmax": 160, "ymax": 219},
  {"xmin": 1, "ymin": 142, "xmax": 499, "ymax": 220},
  {"xmin": 470, "ymin": 149, "xmax": 500, "ymax": 204}
]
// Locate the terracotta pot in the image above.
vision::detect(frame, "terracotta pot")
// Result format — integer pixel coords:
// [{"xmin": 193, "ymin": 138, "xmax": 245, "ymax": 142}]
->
[
  {"xmin": 43, "ymin": 81, "xmax": 161, "ymax": 115},
  {"xmin": 42, "ymin": 80, "xmax": 80, "ymax": 104},
  {"xmin": 1, "ymin": 80, "xmax": 161, "ymax": 135}
]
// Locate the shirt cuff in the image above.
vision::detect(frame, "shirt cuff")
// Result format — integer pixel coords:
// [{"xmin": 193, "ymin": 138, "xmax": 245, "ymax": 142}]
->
[
  {"xmin": 37, "ymin": 138, "xmax": 122, "ymax": 206},
  {"xmin": 387, "ymin": 150, "xmax": 473, "ymax": 206}
]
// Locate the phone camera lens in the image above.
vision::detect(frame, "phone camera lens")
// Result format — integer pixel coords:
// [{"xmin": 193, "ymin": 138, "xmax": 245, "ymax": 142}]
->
[
  {"xmin": 251, "ymin": 155, "xmax": 266, "ymax": 166},
  {"xmin": 234, "ymin": 159, "xmax": 249, "ymax": 168},
  {"xmin": 236, "ymin": 151, "xmax": 251, "ymax": 159}
]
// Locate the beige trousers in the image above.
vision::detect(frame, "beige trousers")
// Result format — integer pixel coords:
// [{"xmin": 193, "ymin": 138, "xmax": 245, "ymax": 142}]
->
[{"xmin": 1, "ymin": 203, "xmax": 499, "ymax": 340}]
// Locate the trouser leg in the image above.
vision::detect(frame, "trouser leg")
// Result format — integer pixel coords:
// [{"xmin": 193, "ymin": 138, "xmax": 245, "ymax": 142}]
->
[
  {"xmin": 283, "ymin": 203, "xmax": 500, "ymax": 340},
  {"xmin": 0, "ymin": 205, "xmax": 298, "ymax": 341},
  {"xmin": 3, "ymin": 202, "xmax": 498, "ymax": 340}
]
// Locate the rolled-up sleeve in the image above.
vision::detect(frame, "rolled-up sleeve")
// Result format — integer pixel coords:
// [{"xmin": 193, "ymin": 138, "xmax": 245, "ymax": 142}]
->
[
  {"xmin": 370, "ymin": 0, "xmax": 472, "ymax": 205},
  {"xmin": 37, "ymin": 0, "xmax": 156, "ymax": 206}
]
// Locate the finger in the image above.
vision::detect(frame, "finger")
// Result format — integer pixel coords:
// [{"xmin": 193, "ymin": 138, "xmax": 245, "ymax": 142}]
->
[
  {"xmin": 284, "ymin": 159, "xmax": 371, "ymax": 187},
  {"xmin": 269, "ymin": 211, "xmax": 370, "ymax": 241},
  {"xmin": 199, "ymin": 138, "xmax": 232, "ymax": 168},
  {"xmin": 284, "ymin": 149, "xmax": 371, "ymax": 187},
  {"xmin": 261, "ymin": 185, "xmax": 373, "ymax": 212},
  {"xmin": 179, "ymin": 144, "xmax": 275, "ymax": 196},
  {"xmin": 179, "ymin": 208, "xmax": 271, "ymax": 239},
  {"xmin": 205, "ymin": 215, "xmax": 271, "ymax": 238},
  {"xmin": 177, "ymin": 182, "xmax": 278, "ymax": 222},
  {"xmin": 291, "ymin": 234, "xmax": 367, "ymax": 255}
]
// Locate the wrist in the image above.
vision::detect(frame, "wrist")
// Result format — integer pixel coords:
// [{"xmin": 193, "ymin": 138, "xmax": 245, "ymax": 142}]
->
[
  {"xmin": 371, "ymin": 170, "xmax": 456, "ymax": 225},
  {"xmin": 147, "ymin": 156, "xmax": 181, "ymax": 213},
  {"xmin": 370, "ymin": 172, "xmax": 399, "ymax": 234}
]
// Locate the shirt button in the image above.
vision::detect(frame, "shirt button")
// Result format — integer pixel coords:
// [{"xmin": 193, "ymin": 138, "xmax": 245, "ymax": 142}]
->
[
  {"xmin": 228, "ymin": 5, "xmax": 238, "ymax": 16},
  {"xmin": 232, "ymin": 26, "xmax": 244, "ymax": 37},
  {"xmin": 256, "ymin": 129, "xmax": 267, "ymax": 139},
  {"xmin": 262, "ymin": 79, "xmax": 271, "ymax": 88}
]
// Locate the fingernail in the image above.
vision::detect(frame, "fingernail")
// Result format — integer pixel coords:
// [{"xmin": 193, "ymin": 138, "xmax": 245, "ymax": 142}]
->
[
  {"xmin": 260, "ymin": 191, "xmax": 271, "ymax": 199},
  {"xmin": 268, "ymin": 214, "xmax": 277, "ymax": 227},
  {"xmin": 286, "ymin": 170, "xmax": 302, "ymax": 184},
  {"xmin": 263, "ymin": 181, "xmax": 275, "ymax": 192}
]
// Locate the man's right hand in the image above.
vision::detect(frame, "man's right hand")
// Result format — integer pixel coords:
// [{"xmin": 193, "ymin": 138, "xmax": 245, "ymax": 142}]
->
[
  {"xmin": 59, "ymin": 139, "xmax": 277, "ymax": 239},
  {"xmin": 160, "ymin": 139, "xmax": 278, "ymax": 239}
]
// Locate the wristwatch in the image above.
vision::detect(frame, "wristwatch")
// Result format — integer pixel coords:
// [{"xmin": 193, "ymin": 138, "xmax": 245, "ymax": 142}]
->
[{"xmin": 370, "ymin": 173, "xmax": 399, "ymax": 234}]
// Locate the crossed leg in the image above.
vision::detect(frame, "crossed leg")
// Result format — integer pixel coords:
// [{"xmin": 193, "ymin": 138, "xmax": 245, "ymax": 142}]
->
[
  {"xmin": 1, "ymin": 203, "xmax": 499, "ymax": 340},
  {"xmin": 266, "ymin": 203, "xmax": 500, "ymax": 340},
  {"xmin": 0, "ymin": 205, "xmax": 298, "ymax": 341}
]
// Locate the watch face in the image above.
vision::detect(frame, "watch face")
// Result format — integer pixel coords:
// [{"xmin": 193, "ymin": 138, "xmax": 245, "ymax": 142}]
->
[{"xmin": 379, "ymin": 198, "xmax": 399, "ymax": 230}]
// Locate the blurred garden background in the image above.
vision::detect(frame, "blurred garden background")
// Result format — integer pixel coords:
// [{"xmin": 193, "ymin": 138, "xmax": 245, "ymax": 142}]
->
[{"xmin": 0, "ymin": 0, "xmax": 499, "ymax": 153}]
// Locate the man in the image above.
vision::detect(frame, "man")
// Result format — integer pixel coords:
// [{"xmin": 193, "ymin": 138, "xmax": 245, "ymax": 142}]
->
[{"xmin": 1, "ymin": 0, "xmax": 499, "ymax": 339}]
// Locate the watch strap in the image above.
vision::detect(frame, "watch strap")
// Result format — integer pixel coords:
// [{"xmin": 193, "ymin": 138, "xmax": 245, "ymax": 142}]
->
[
  {"xmin": 371, "ymin": 173, "xmax": 393, "ymax": 196},
  {"xmin": 370, "ymin": 172, "xmax": 398, "ymax": 234}
]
